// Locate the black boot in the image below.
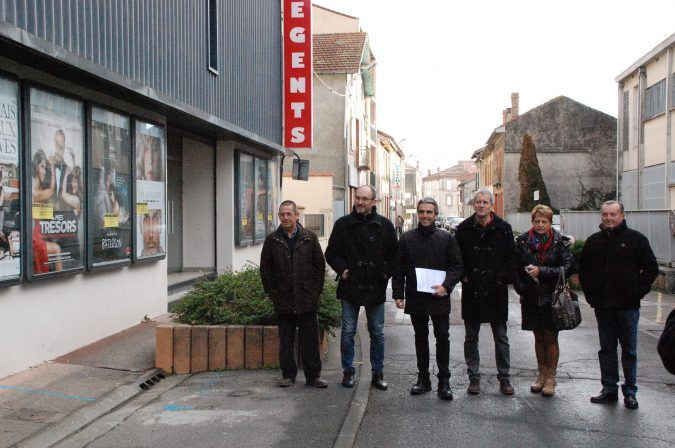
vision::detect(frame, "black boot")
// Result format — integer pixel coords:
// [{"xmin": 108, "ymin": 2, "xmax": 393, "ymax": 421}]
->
[
  {"xmin": 341, "ymin": 369, "xmax": 355, "ymax": 388},
  {"xmin": 437, "ymin": 377, "xmax": 453, "ymax": 400},
  {"xmin": 371, "ymin": 372, "xmax": 388, "ymax": 390},
  {"xmin": 410, "ymin": 373, "xmax": 432, "ymax": 395}
]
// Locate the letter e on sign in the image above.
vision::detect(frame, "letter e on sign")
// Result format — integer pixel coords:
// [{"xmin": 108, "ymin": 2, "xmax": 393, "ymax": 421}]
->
[{"xmin": 283, "ymin": 0, "xmax": 312, "ymax": 149}]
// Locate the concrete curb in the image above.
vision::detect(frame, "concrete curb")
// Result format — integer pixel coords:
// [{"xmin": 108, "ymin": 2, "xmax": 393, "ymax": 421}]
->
[
  {"xmin": 11, "ymin": 369, "xmax": 176, "ymax": 448},
  {"xmin": 334, "ymin": 309, "xmax": 371, "ymax": 448}
]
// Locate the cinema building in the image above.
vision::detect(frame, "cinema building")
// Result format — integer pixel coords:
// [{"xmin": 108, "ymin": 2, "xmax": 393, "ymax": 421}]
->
[{"xmin": 0, "ymin": 1, "xmax": 285, "ymax": 377}]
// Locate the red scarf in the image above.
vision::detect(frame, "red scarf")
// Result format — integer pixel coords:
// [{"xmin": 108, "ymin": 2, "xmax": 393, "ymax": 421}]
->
[{"xmin": 526, "ymin": 227, "xmax": 554, "ymax": 264}]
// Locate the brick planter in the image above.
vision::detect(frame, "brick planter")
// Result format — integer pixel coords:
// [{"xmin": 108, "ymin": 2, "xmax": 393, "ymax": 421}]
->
[{"xmin": 156, "ymin": 323, "xmax": 329, "ymax": 374}]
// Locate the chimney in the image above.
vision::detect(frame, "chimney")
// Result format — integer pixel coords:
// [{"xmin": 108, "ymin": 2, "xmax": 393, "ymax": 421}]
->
[
  {"xmin": 427, "ymin": 169, "xmax": 431, "ymax": 176},
  {"xmin": 502, "ymin": 109, "xmax": 508, "ymax": 125},
  {"xmin": 511, "ymin": 92, "xmax": 519, "ymax": 119},
  {"xmin": 416, "ymin": 161, "xmax": 419, "ymax": 169},
  {"xmin": 437, "ymin": 167, "xmax": 440, "ymax": 173}
]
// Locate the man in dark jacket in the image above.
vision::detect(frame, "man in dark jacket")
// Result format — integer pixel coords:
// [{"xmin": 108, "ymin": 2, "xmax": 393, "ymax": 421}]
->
[
  {"xmin": 393, "ymin": 197, "xmax": 462, "ymax": 400},
  {"xmin": 579, "ymin": 200, "xmax": 658, "ymax": 409},
  {"xmin": 455, "ymin": 189, "xmax": 517, "ymax": 395},
  {"xmin": 260, "ymin": 200, "xmax": 327, "ymax": 388},
  {"xmin": 658, "ymin": 308, "xmax": 675, "ymax": 375},
  {"xmin": 326, "ymin": 185, "xmax": 398, "ymax": 390}
]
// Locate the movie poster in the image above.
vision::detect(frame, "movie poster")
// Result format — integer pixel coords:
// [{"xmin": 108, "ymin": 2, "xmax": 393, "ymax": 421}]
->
[
  {"xmin": 91, "ymin": 107, "xmax": 132, "ymax": 267},
  {"xmin": 254, "ymin": 158, "xmax": 268, "ymax": 241},
  {"xmin": 135, "ymin": 120, "xmax": 166, "ymax": 260},
  {"xmin": 267, "ymin": 158, "xmax": 279, "ymax": 234},
  {"xmin": 29, "ymin": 88, "xmax": 85, "ymax": 276},
  {"xmin": 237, "ymin": 152, "xmax": 254, "ymax": 245},
  {"xmin": 0, "ymin": 77, "xmax": 20, "ymax": 282}
]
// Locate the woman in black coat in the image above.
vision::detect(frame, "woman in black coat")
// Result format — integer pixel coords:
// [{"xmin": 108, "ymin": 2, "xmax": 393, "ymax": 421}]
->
[{"xmin": 514, "ymin": 205, "xmax": 573, "ymax": 397}]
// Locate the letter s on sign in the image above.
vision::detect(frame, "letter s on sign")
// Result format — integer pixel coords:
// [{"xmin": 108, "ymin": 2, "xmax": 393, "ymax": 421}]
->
[{"xmin": 290, "ymin": 127, "xmax": 305, "ymax": 143}]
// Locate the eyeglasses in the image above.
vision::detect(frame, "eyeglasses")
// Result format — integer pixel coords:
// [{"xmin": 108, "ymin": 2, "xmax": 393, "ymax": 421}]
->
[
  {"xmin": 355, "ymin": 196, "xmax": 374, "ymax": 202},
  {"xmin": 278, "ymin": 212, "xmax": 296, "ymax": 218}
]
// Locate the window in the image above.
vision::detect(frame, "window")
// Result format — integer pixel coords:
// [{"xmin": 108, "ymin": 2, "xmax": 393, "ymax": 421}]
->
[
  {"xmin": 208, "ymin": 0, "xmax": 218, "ymax": 73},
  {"xmin": 304, "ymin": 214, "xmax": 325, "ymax": 237},
  {"xmin": 622, "ymin": 90, "xmax": 629, "ymax": 152},
  {"xmin": 0, "ymin": 76, "xmax": 20, "ymax": 285},
  {"xmin": 644, "ymin": 78, "xmax": 665, "ymax": 120},
  {"xmin": 446, "ymin": 195, "xmax": 452, "ymax": 206}
]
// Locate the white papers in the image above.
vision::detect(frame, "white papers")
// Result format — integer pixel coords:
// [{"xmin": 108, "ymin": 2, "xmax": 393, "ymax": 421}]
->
[{"xmin": 415, "ymin": 268, "xmax": 446, "ymax": 293}]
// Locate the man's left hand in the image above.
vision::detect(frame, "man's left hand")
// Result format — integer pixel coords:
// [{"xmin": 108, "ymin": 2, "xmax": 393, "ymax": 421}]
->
[{"xmin": 431, "ymin": 285, "xmax": 447, "ymax": 297}]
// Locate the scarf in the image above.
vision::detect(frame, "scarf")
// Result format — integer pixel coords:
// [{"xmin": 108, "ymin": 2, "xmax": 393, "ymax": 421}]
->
[{"xmin": 526, "ymin": 227, "xmax": 554, "ymax": 264}]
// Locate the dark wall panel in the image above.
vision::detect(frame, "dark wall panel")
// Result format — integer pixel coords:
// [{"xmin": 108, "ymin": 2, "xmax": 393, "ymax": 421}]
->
[{"xmin": 0, "ymin": 0, "xmax": 282, "ymax": 144}]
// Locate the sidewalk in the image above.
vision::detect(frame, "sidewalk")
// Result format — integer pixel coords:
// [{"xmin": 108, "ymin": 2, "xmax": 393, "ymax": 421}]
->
[{"xmin": 0, "ymin": 313, "xmax": 368, "ymax": 448}]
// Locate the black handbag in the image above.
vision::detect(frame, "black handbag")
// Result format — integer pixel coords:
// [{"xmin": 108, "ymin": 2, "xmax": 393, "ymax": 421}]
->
[{"xmin": 551, "ymin": 268, "xmax": 582, "ymax": 330}]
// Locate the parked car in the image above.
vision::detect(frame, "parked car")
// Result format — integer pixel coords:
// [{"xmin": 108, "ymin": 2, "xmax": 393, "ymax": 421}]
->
[
  {"xmin": 448, "ymin": 217, "xmax": 465, "ymax": 234},
  {"xmin": 444, "ymin": 216, "xmax": 458, "ymax": 231},
  {"xmin": 435, "ymin": 216, "xmax": 444, "ymax": 228}
]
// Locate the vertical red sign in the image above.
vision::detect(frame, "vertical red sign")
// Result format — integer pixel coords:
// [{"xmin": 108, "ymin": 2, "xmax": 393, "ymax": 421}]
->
[{"xmin": 283, "ymin": 0, "xmax": 312, "ymax": 149}]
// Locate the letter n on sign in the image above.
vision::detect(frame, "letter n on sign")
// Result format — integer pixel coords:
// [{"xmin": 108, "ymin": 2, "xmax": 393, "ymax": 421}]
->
[{"xmin": 283, "ymin": 0, "xmax": 312, "ymax": 149}]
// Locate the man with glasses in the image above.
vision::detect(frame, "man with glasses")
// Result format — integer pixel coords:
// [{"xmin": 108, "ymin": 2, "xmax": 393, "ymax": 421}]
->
[
  {"xmin": 326, "ymin": 185, "xmax": 398, "ymax": 390},
  {"xmin": 260, "ymin": 200, "xmax": 328, "ymax": 388}
]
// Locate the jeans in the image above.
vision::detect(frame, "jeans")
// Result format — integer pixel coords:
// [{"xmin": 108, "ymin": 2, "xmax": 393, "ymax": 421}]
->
[
  {"xmin": 341, "ymin": 300, "xmax": 385, "ymax": 373},
  {"xmin": 595, "ymin": 307, "xmax": 640, "ymax": 396},
  {"xmin": 410, "ymin": 313, "xmax": 450, "ymax": 380},
  {"xmin": 464, "ymin": 320, "xmax": 510, "ymax": 380},
  {"xmin": 277, "ymin": 312, "xmax": 322, "ymax": 381}
]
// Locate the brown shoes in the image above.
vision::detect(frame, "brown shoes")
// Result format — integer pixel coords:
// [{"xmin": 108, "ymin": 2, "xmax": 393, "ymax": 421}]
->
[
  {"xmin": 467, "ymin": 377, "xmax": 480, "ymax": 395},
  {"xmin": 530, "ymin": 366, "xmax": 546, "ymax": 393},
  {"xmin": 541, "ymin": 369, "xmax": 556, "ymax": 397},
  {"xmin": 499, "ymin": 379, "xmax": 515, "ymax": 395}
]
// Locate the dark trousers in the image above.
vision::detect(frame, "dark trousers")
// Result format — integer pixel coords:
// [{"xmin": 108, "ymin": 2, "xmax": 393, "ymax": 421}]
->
[
  {"xmin": 277, "ymin": 311, "xmax": 322, "ymax": 381},
  {"xmin": 595, "ymin": 307, "xmax": 639, "ymax": 396},
  {"xmin": 410, "ymin": 313, "xmax": 450, "ymax": 380}
]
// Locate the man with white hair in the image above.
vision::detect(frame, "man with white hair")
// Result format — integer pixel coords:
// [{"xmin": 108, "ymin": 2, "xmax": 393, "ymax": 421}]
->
[{"xmin": 454, "ymin": 189, "xmax": 518, "ymax": 395}]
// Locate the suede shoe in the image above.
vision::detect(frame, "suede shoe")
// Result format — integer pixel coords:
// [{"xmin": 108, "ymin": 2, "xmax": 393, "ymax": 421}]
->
[
  {"xmin": 278, "ymin": 377, "xmax": 294, "ymax": 388},
  {"xmin": 410, "ymin": 374, "xmax": 432, "ymax": 395},
  {"xmin": 499, "ymin": 379, "xmax": 515, "ymax": 395},
  {"xmin": 306, "ymin": 377, "xmax": 328, "ymax": 388},
  {"xmin": 372, "ymin": 372, "xmax": 388, "ymax": 390},
  {"xmin": 437, "ymin": 378, "xmax": 453, "ymax": 401},
  {"xmin": 624, "ymin": 395, "xmax": 639, "ymax": 409},
  {"xmin": 590, "ymin": 390, "xmax": 618, "ymax": 404},
  {"xmin": 341, "ymin": 369, "xmax": 355, "ymax": 388},
  {"xmin": 467, "ymin": 377, "xmax": 480, "ymax": 395}
]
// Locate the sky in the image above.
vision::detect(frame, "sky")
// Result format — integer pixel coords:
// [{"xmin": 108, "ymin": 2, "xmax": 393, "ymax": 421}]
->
[{"xmin": 313, "ymin": 0, "xmax": 675, "ymax": 172}]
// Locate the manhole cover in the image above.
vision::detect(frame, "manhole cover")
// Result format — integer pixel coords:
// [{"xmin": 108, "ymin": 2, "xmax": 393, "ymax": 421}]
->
[{"xmin": 228, "ymin": 390, "xmax": 251, "ymax": 397}]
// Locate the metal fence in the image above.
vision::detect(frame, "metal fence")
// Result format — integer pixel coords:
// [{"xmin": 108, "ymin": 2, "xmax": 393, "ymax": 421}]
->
[{"xmin": 507, "ymin": 210, "xmax": 675, "ymax": 265}]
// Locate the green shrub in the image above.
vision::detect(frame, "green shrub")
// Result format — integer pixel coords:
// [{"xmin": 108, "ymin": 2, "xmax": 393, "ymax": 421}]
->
[{"xmin": 173, "ymin": 264, "xmax": 341, "ymax": 335}]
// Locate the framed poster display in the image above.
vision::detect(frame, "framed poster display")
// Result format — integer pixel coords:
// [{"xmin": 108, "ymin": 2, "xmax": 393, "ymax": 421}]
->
[
  {"xmin": 267, "ymin": 158, "xmax": 279, "ymax": 234},
  {"xmin": 88, "ymin": 106, "xmax": 132, "ymax": 269},
  {"xmin": 134, "ymin": 119, "xmax": 166, "ymax": 262},
  {"xmin": 27, "ymin": 87, "xmax": 85, "ymax": 279},
  {"xmin": 254, "ymin": 157, "xmax": 268, "ymax": 241},
  {"xmin": 236, "ymin": 152, "xmax": 254, "ymax": 245},
  {"xmin": 0, "ymin": 76, "xmax": 20, "ymax": 285}
]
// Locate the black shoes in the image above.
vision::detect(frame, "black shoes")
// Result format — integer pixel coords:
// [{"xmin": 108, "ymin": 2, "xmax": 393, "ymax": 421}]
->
[
  {"xmin": 499, "ymin": 379, "xmax": 515, "ymax": 395},
  {"xmin": 467, "ymin": 377, "xmax": 480, "ymax": 395},
  {"xmin": 590, "ymin": 390, "xmax": 619, "ymax": 404},
  {"xmin": 372, "ymin": 372, "xmax": 388, "ymax": 390},
  {"xmin": 278, "ymin": 377, "xmax": 295, "ymax": 387},
  {"xmin": 437, "ymin": 378, "xmax": 453, "ymax": 401},
  {"xmin": 410, "ymin": 374, "xmax": 432, "ymax": 395},
  {"xmin": 342, "ymin": 369, "xmax": 355, "ymax": 388},
  {"xmin": 624, "ymin": 395, "xmax": 639, "ymax": 409},
  {"xmin": 306, "ymin": 377, "xmax": 328, "ymax": 388}
]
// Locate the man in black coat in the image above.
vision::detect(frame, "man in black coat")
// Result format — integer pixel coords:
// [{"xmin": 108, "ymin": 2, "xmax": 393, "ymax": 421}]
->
[
  {"xmin": 455, "ymin": 189, "xmax": 517, "ymax": 395},
  {"xmin": 579, "ymin": 200, "xmax": 658, "ymax": 409},
  {"xmin": 393, "ymin": 197, "xmax": 462, "ymax": 400},
  {"xmin": 260, "ymin": 200, "xmax": 327, "ymax": 388},
  {"xmin": 326, "ymin": 185, "xmax": 398, "ymax": 390}
]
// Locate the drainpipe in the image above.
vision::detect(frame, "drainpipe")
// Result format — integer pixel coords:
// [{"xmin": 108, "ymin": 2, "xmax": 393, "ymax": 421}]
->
[
  {"xmin": 617, "ymin": 82, "xmax": 624, "ymax": 202},
  {"xmin": 637, "ymin": 67, "xmax": 646, "ymax": 209},
  {"xmin": 666, "ymin": 47, "xmax": 673, "ymax": 208}
]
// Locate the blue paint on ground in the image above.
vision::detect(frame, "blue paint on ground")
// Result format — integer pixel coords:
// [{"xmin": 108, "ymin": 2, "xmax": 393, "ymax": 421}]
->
[
  {"xmin": 164, "ymin": 404, "xmax": 195, "ymax": 411},
  {"xmin": 0, "ymin": 384, "xmax": 96, "ymax": 402}
]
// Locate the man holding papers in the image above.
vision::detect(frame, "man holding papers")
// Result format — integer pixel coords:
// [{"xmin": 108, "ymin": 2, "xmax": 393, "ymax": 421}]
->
[{"xmin": 393, "ymin": 197, "xmax": 463, "ymax": 400}]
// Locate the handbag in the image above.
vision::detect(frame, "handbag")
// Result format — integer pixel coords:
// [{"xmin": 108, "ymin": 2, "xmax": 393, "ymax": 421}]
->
[{"xmin": 551, "ymin": 268, "xmax": 582, "ymax": 330}]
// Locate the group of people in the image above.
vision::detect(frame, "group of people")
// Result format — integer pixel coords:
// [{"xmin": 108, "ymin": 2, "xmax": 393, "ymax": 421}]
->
[{"xmin": 260, "ymin": 185, "xmax": 663, "ymax": 411}]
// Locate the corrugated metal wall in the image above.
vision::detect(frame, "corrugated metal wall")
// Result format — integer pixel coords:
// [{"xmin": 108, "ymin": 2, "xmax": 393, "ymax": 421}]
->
[{"xmin": 0, "ymin": 0, "xmax": 282, "ymax": 144}]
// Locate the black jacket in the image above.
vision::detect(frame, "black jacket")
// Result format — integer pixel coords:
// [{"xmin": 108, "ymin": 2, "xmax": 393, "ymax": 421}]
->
[
  {"xmin": 658, "ymin": 308, "xmax": 675, "ymax": 374},
  {"xmin": 392, "ymin": 225, "xmax": 463, "ymax": 316},
  {"xmin": 514, "ymin": 230, "xmax": 574, "ymax": 306},
  {"xmin": 260, "ymin": 224, "xmax": 326, "ymax": 315},
  {"xmin": 325, "ymin": 207, "xmax": 398, "ymax": 306},
  {"xmin": 455, "ymin": 213, "xmax": 517, "ymax": 323},
  {"xmin": 579, "ymin": 220, "xmax": 658, "ymax": 309}
]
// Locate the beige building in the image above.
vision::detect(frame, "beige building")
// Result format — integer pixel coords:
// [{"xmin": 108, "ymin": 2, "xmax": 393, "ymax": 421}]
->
[
  {"xmin": 377, "ymin": 130, "xmax": 405, "ymax": 222},
  {"xmin": 422, "ymin": 161, "xmax": 477, "ymax": 218},
  {"xmin": 616, "ymin": 33, "xmax": 675, "ymax": 209}
]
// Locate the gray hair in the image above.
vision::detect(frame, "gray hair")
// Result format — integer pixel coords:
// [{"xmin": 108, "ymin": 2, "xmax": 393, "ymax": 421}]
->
[
  {"xmin": 279, "ymin": 200, "xmax": 298, "ymax": 213},
  {"xmin": 601, "ymin": 200, "xmax": 624, "ymax": 214},
  {"xmin": 417, "ymin": 196, "xmax": 439, "ymax": 215},
  {"xmin": 473, "ymin": 189, "xmax": 494, "ymax": 205},
  {"xmin": 357, "ymin": 185, "xmax": 377, "ymax": 200}
]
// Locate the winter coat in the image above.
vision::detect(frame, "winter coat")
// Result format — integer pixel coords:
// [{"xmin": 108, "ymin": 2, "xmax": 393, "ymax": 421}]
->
[
  {"xmin": 392, "ymin": 224, "xmax": 463, "ymax": 316},
  {"xmin": 579, "ymin": 220, "xmax": 658, "ymax": 309},
  {"xmin": 658, "ymin": 308, "xmax": 675, "ymax": 375},
  {"xmin": 259, "ymin": 224, "xmax": 326, "ymax": 315},
  {"xmin": 514, "ymin": 230, "xmax": 574, "ymax": 306},
  {"xmin": 455, "ymin": 213, "xmax": 517, "ymax": 323},
  {"xmin": 325, "ymin": 207, "xmax": 398, "ymax": 306}
]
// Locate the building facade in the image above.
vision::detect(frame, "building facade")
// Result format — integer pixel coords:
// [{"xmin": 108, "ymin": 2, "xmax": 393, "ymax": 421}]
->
[
  {"xmin": 616, "ymin": 33, "xmax": 675, "ymax": 209},
  {"xmin": 421, "ymin": 161, "xmax": 477, "ymax": 218},
  {"xmin": 0, "ymin": 1, "xmax": 284, "ymax": 378}
]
